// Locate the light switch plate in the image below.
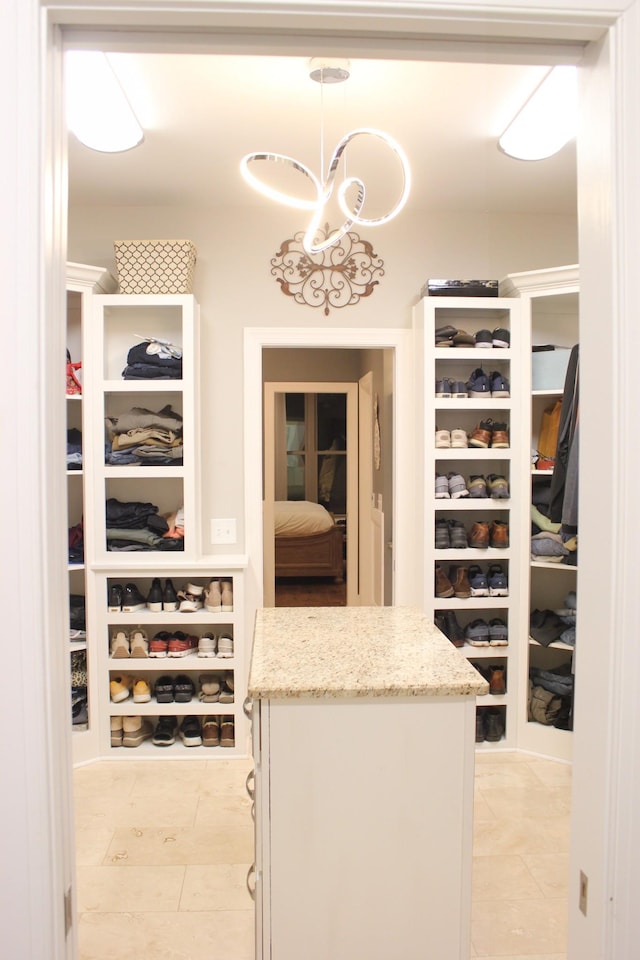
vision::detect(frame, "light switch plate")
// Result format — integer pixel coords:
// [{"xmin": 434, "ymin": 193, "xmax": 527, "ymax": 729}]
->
[{"xmin": 211, "ymin": 518, "xmax": 237, "ymax": 544}]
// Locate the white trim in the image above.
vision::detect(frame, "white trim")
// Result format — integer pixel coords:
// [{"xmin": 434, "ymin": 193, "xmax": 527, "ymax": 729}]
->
[
  {"xmin": 245, "ymin": 327, "xmax": 415, "ymax": 612},
  {"xmin": 6, "ymin": 2, "xmax": 640, "ymax": 958}
]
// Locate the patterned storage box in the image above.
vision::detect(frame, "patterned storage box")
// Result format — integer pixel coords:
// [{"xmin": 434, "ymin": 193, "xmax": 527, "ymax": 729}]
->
[{"xmin": 114, "ymin": 239, "xmax": 197, "ymax": 294}]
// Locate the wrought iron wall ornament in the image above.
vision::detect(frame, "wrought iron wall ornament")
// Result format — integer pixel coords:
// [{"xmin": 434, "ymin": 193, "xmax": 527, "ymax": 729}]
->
[{"xmin": 271, "ymin": 224, "xmax": 385, "ymax": 315}]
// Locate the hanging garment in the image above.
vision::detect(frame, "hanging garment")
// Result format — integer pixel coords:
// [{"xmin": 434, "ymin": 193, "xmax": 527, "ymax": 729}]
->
[{"xmin": 549, "ymin": 344, "xmax": 579, "ymax": 524}]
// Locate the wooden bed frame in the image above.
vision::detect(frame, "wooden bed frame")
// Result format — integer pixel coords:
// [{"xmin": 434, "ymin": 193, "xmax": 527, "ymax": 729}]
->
[{"xmin": 275, "ymin": 524, "xmax": 344, "ymax": 583}]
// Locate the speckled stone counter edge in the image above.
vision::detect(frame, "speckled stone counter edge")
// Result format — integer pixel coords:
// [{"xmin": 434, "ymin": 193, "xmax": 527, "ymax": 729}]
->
[{"xmin": 248, "ymin": 606, "xmax": 488, "ymax": 700}]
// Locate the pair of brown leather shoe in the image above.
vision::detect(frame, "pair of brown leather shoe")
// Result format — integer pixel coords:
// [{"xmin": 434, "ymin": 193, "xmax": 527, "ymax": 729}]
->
[
  {"xmin": 435, "ymin": 565, "xmax": 471, "ymax": 599},
  {"xmin": 469, "ymin": 520, "xmax": 509, "ymax": 549},
  {"xmin": 469, "ymin": 418, "xmax": 510, "ymax": 449}
]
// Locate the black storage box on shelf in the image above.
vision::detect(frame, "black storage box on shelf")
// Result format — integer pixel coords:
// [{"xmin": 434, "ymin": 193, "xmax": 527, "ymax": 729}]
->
[{"xmin": 420, "ymin": 279, "xmax": 499, "ymax": 298}]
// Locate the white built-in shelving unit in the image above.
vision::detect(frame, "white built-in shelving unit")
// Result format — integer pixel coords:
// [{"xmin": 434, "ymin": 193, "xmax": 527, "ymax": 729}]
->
[
  {"xmin": 502, "ymin": 265, "xmax": 579, "ymax": 762},
  {"xmin": 413, "ymin": 295, "xmax": 523, "ymax": 749}
]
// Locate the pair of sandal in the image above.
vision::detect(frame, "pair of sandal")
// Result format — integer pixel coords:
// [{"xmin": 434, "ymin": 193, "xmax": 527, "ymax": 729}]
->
[
  {"xmin": 110, "ymin": 627, "xmax": 148, "ymax": 658},
  {"xmin": 154, "ymin": 674, "xmax": 195, "ymax": 703},
  {"xmin": 177, "ymin": 582, "xmax": 203, "ymax": 612}
]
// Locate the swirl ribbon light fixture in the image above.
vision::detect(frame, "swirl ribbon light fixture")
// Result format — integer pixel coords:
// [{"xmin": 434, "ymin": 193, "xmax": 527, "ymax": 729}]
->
[{"xmin": 240, "ymin": 59, "xmax": 411, "ymax": 254}]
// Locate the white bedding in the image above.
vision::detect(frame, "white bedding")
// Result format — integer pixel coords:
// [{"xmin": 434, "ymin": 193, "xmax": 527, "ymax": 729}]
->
[{"xmin": 274, "ymin": 500, "xmax": 334, "ymax": 537}]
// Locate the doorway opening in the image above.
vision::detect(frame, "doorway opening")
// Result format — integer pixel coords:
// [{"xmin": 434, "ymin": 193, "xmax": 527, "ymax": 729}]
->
[{"xmin": 261, "ymin": 348, "xmax": 393, "ymax": 608}]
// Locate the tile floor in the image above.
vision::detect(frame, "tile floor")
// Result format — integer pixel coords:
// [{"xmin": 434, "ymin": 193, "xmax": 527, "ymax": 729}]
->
[{"xmin": 73, "ymin": 750, "xmax": 570, "ymax": 959}]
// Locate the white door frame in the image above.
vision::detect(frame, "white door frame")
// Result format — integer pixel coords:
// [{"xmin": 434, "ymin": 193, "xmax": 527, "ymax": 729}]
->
[
  {"xmin": 263, "ymin": 381, "xmax": 359, "ymax": 606},
  {"xmin": 245, "ymin": 328, "xmax": 414, "ymax": 616},
  {"xmin": 8, "ymin": 3, "xmax": 640, "ymax": 959}
]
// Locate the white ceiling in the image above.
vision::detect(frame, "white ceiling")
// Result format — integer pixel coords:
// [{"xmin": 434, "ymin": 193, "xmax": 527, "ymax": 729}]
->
[{"xmin": 67, "ymin": 54, "xmax": 577, "ymax": 217}]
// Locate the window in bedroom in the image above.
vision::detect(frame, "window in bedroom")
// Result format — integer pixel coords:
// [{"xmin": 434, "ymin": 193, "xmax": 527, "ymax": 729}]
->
[{"xmin": 284, "ymin": 392, "xmax": 347, "ymax": 514}]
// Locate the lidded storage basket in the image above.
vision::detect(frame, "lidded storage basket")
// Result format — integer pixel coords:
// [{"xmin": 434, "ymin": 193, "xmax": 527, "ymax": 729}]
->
[{"xmin": 114, "ymin": 239, "xmax": 197, "ymax": 294}]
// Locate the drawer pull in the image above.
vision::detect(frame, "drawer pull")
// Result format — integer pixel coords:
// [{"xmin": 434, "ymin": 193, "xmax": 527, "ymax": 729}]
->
[
  {"xmin": 246, "ymin": 863, "xmax": 256, "ymax": 900},
  {"xmin": 246, "ymin": 769, "xmax": 255, "ymax": 800},
  {"xmin": 243, "ymin": 696, "xmax": 253, "ymax": 720}
]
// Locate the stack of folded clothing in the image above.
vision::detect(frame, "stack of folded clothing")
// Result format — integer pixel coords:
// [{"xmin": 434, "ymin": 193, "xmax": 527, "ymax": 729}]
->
[
  {"xmin": 122, "ymin": 336, "xmax": 182, "ymax": 380},
  {"xmin": 67, "ymin": 427, "xmax": 83, "ymax": 469},
  {"xmin": 529, "ymin": 592, "xmax": 577, "ymax": 648},
  {"xmin": 531, "ymin": 477, "xmax": 577, "ymax": 563},
  {"xmin": 529, "ymin": 663, "xmax": 574, "ymax": 728},
  {"xmin": 105, "ymin": 404, "xmax": 183, "ymax": 466},
  {"xmin": 105, "ymin": 497, "xmax": 184, "ymax": 552}
]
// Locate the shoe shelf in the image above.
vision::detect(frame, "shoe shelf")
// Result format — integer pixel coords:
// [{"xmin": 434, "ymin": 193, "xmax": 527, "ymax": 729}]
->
[
  {"xmin": 414, "ymin": 294, "xmax": 522, "ymax": 751},
  {"xmin": 435, "ymin": 448, "xmax": 511, "ymax": 461},
  {"xmin": 435, "ymin": 347, "xmax": 512, "ymax": 360},
  {"xmin": 435, "ymin": 398, "xmax": 511, "ymax": 410},
  {"xmin": 529, "ymin": 638, "xmax": 574, "ymax": 652},
  {"xmin": 108, "ymin": 701, "xmax": 235, "ymax": 717},
  {"xmin": 433, "ymin": 596, "xmax": 512, "ymax": 611},
  {"xmin": 434, "ymin": 499, "xmax": 510, "ymax": 511},
  {"xmin": 92, "ymin": 565, "xmax": 247, "ymax": 760}
]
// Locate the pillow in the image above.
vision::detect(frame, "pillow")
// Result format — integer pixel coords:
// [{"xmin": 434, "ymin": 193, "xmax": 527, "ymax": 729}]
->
[{"xmin": 274, "ymin": 500, "xmax": 334, "ymax": 536}]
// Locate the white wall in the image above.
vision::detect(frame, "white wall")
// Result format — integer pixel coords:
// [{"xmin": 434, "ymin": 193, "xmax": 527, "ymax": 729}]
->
[{"xmin": 69, "ymin": 203, "xmax": 577, "ymax": 554}]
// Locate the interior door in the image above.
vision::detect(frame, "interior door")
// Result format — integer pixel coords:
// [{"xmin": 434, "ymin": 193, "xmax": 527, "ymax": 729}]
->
[
  {"xmin": 264, "ymin": 381, "xmax": 358, "ymax": 605},
  {"xmin": 358, "ymin": 371, "xmax": 376, "ymax": 604}
]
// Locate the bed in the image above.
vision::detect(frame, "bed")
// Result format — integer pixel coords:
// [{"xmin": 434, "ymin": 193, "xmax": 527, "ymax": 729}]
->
[{"xmin": 274, "ymin": 500, "xmax": 345, "ymax": 582}]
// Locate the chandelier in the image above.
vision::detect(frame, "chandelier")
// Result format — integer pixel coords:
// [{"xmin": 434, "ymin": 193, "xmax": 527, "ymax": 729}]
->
[{"xmin": 239, "ymin": 59, "xmax": 411, "ymax": 255}]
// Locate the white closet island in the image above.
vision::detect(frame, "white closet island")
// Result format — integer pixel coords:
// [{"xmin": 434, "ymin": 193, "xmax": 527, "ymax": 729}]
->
[{"xmin": 247, "ymin": 606, "xmax": 486, "ymax": 960}]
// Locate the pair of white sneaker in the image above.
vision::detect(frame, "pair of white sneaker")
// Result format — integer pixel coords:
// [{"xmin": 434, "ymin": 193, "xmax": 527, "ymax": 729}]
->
[
  {"xmin": 197, "ymin": 631, "xmax": 234, "ymax": 658},
  {"xmin": 435, "ymin": 428, "xmax": 468, "ymax": 449}
]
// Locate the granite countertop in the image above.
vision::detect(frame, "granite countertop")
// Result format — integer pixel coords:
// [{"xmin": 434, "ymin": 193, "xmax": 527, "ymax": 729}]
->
[{"xmin": 248, "ymin": 606, "xmax": 488, "ymax": 699}]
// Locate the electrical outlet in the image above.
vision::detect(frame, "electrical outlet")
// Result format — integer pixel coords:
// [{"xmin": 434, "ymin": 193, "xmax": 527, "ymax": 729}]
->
[
  {"xmin": 211, "ymin": 518, "xmax": 237, "ymax": 545},
  {"xmin": 579, "ymin": 871, "xmax": 588, "ymax": 915}
]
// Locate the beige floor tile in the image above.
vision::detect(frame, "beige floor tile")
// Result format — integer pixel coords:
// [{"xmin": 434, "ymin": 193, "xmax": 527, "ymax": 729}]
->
[
  {"xmin": 474, "ymin": 762, "xmax": 546, "ymax": 793},
  {"xmin": 75, "ymin": 793, "xmax": 200, "ymax": 830},
  {"xmin": 473, "ymin": 816, "xmax": 571, "ymax": 857},
  {"xmin": 526, "ymin": 759, "xmax": 573, "ymax": 787},
  {"xmin": 74, "ymin": 820, "xmax": 115, "ymax": 866},
  {"xmin": 195, "ymin": 792, "xmax": 253, "ymax": 827},
  {"xmin": 199, "ymin": 759, "xmax": 256, "ymax": 797},
  {"xmin": 76, "ymin": 864, "xmax": 185, "ymax": 913},
  {"xmin": 480, "ymin": 785, "xmax": 572, "ymax": 820},
  {"xmin": 78, "ymin": 909, "xmax": 255, "ymax": 960},
  {"xmin": 73, "ymin": 761, "xmax": 137, "ymax": 798},
  {"xmin": 521, "ymin": 854, "xmax": 570, "ymax": 899},
  {"xmin": 104, "ymin": 823, "xmax": 254, "ymax": 866},
  {"xmin": 476, "ymin": 956, "xmax": 565, "ymax": 960},
  {"xmin": 180, "ymin": 863, "xmax": 254, "ymax": 911},
  {"xmin": 471, "ymin": 899, "xmax": 568, "ymax": 956},
  {"xmin": 472, "ymin": 855, "xmax": 544, "ymax": 901},
  {"xmin": 473, "ymin": 793, "xmax": 494, "ymax": 821},
  {"xmin": 475, "ymin": 751, "xmax": 532, "ymax": 765},
  {"xmin": 127, "ymin": 759, "xmax": 207, "ymax": 797}
]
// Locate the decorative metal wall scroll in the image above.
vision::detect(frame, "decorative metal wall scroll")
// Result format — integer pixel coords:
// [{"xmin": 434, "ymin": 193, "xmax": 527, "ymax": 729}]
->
[{"xmin": 270, "ymin": 224, "xmax": 385, "ymax": 315}]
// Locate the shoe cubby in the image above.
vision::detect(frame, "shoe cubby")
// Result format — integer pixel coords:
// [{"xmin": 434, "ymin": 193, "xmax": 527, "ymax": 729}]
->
[
  {"xmin": 414, "ymin": 294, "xmax": 522, "ymax": 750},
  {"xmin": 109, "ymin": 713, "xmax": 237, "ymax": 752},
  {"xmin": 93, "ymin": 566, "xmax": 245, "ymax": 758},
  {"xmin": 475, "ymin": 705, "xmax": 507, "ymax": 746}
]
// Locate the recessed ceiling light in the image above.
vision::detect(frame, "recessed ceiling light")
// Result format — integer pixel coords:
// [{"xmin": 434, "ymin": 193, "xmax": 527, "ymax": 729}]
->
[
  {"xmin": 65, "ymin": 51, "xmax": 144, "ymax": 153},
  {"xmin": 499, "ymin": 66, "xmax": 577, "ymax": 161}
]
